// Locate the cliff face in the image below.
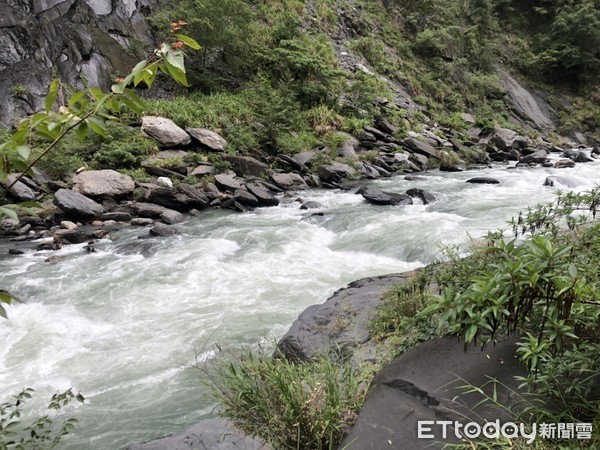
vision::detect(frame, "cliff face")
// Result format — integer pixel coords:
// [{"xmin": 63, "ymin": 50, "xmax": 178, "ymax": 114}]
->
[{"xmin": 0, "ymin": 0, "xmax": 155, "ymax": 126}]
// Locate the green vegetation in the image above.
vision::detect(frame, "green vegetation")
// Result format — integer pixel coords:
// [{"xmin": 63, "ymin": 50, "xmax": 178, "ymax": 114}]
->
[
  {"xmin": 417, "ymin": 188, "xmax": 600, "ymax": 448},
  {"xmin": 0, "ymin": 388, "xmax": 84, "ymax": 450},
  {"xmin": 208, "ymin": 351, "xmax": 367, "ymax": 450}
]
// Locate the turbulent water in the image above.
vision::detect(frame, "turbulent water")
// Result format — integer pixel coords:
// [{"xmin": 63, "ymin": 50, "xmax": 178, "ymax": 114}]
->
[{"xmin": 1, "ymin": 160, "xmax": 599, "ymax": 449}]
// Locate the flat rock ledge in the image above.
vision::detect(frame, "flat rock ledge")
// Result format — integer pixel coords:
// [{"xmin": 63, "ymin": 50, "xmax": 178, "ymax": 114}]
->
[{"xmin": 128, "ymin": 417, "xmax": 267, "ymax": 450}]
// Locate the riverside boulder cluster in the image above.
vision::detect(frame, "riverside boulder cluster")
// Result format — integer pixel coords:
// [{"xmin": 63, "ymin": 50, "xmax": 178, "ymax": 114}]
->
[{"xmin": 1, "ymin": 114, "xmax": 598, "ymax": 253}]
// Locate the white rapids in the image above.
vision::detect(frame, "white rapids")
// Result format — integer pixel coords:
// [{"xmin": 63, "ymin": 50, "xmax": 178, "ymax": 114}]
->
[{"xmin": 0, "ymin": 159, "xmax": 598, "ymax": 449}]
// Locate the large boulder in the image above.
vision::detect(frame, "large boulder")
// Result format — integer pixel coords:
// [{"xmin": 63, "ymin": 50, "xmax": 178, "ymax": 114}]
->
[
  {"xmin": 278, "ymin": 273, "xmax": 413, "ymax": 361},
  {"xmin": 186, "ymin": 128, "xmax": 227, "ymax": 151},
  {"xmin": 360, "ymin": 188, "xmax": 413, "ymax": 206},
  {"xmin": 214, "ymin": 174, "xmax": 242, "ymax": 192},
  {"xmin": 519, "ymin": 150, "xmax": 548, "ymax": 165},
  {"xmin": 223, "ymin": 155, "xmax": 269, "ymax": 177},
  {"xmin": 403, "ymin": 138, "xmax": 441, "ymax": 159},
  {"xmin": 53, "ymin": 189, "xmax": 105, "ymax": 218},
  {"xmin": 73, "ymin": 170, "xmax": 135, "ymax": 198},
  {"xmin": 317, "ymin": 162, "xmax": 357, "ymax": 183},
  {"xmin": 341, "ymin": 336, "xmax": 525, "ymax": 450},
  {"xmin": 141, "ymin": 116, "xmax": 191, "ymax": 148},
  {"xmin": 489, "ymin": 127, "xmax": 518, "ymax": 150},
  {"xmin": 270, "ymin": 173, "xmax": 308, "ymax": 190},
  {"xmin": 405, "ymin": 188, "xmax": 437, "ymax": 205},
  {"xmin": 245, "ymin": 182, "xmax": 279, "ymax": 206},
  {"xmin": 291, "ymin": 151, "xmax": 317, "ymax": 169},
  {"xmin": 136, "ymin": 183, "xmax": 207, "ymax": 212},
  {"xmin": 2, "ymin": 174, "xmax": 36, "ymax": 201},
  {"xmin": 466, "ymin": 177, "xmax": 500, "ymax": 185}
]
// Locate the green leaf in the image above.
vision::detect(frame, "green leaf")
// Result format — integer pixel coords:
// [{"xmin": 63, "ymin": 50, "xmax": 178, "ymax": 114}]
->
[
  {"xmin": 75, "ymin": 121, "xmax": 88, "ymax": 141},
  {"xmin": 164, "ymin": 49, "xmax": 186, "ymax": 73},
  {"xmin": 111, "ymin": 83, "xmax": 125, "ymax": 94},
  {"xmin": 68, "ymin": 91, "xmax": 87, "ymax": 110},
  {"xmin": 45, "ymin": 79, "xmax": 59, "ymax": 112},
  {"xmin": 160, "ymin": 61, "xmax": 189, "ymax": 87},
  {"xmin": 118, "ymin": 95, "xmax": 143, "ymax": 115},
  {"xmin": 16, "ymin": 145, "xmax": 30, "ymax": 161},
  {"xmin": 174, "ymin": 34, "xmax": 201, "ymax": 50},
  {"xmin": 87, "ymin": 118, "xmax": 107, "ymax": 138}
]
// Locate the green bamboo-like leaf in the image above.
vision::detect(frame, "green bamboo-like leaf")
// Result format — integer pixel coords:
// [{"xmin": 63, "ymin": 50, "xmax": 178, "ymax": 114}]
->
[
  {"xmin": 45, "ymin": 79, "xmax": 59, "ymax": 112},
  {"xmin": 111, "ymin": 83, "xmax": 125, "ymax": 94},
  {"xmin": 131, "ymin": 59, "xmax": 148, "ymax": 78},
  {"xmin": 174, "ymin": 34, "xmax": 201, "ymax": 50}
]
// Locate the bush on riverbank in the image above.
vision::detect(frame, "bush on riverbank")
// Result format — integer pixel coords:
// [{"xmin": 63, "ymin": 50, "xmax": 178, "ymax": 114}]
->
[{"xmin": 208, "ymin": 351, "xmax": 367, "ymax": 450}]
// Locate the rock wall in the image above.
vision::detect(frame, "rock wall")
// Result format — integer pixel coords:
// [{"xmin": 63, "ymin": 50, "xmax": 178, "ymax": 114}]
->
[{"xmin": 0, "ymin": 0, "xmax": 156, "ymax": 126}]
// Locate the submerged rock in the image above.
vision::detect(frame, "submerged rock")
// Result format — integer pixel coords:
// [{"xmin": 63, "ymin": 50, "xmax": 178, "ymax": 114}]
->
[{"xmin": 466, "ymin": 177, "xmax": 500, "ymax": 185}]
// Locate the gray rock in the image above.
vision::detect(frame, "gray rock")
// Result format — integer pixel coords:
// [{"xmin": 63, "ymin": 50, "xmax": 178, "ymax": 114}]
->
[
  {"xmin": 99, "ymin": 212, "xmax": 131, "ymax": 222},
  {"xmin": 53, "ymin": 189, "xmax": 104, "ymax": 218},
  {"xmin": 53, "ymin": 229, "xmax": 93, "ymax": 244},
  {"xmin": 245, "ymin": 182, "xmax": 279, "ymax": 206},
  {"xmin": 186, "ymin": 128, "xmax": 227, "ymax": 151},
  {"xmin": 375, "ymin": 117, "xmax": 398, "ymax": 134},
  {"xmin": 234, "ymin": 189, "xmax": 259, "ymax": 207},
  {"xmin": 404, "ymin": 175, "xmax": 427, "ymax": 181},
  {"xmin": 190, "ymin": 165, "xmax": 215, "ymax": 177},
  {"xmin": 73, "ymin": 170, "xmax": 135, "ymax": 197},
  {"xmin": 160, "ymin": 209, "xmax": 185, "ymax": 225},
  {"xmin": 60, "ymin": 220, "xmax": 78, "ymax": 230},
  {"xmin": 131, "ymin": 218, "xmax": 154, "ymax": 226},
  {"xmin": 127, "ymin": 417, "xmax": 266, "ymax": 450},
  {"xmin": 300, "ymin": 201, "xmax": 324, "ymax": 210},
  {"xmin": 114, "ymin": 241, "xmax": 159, "ymax": 258},
  {"xmin": 519, "ymin": 150, "xmax": 548, "ymax": 164},
  {"xmin": 360, "ymin": 189, "xmax": 413, "ymax": 206},
  {"xmin": 341, "ymin": 336, "xmax": 525, "ymax": 450},
  {"xmin": 277, "ymin": 273, "xmax": 415, "ymax": 361},
  {"xmin": 360, "ymin": 162, "xmax": 381, "ymax": 179},
  {"xmin": 214, "ymin": 174, "xmax": 242, "ymax": 192},
  {"xmin": 137, "ymin": 183, "xmax": 205, "ymax": 212},
  {"xmin": 270, "ymin": 173, "xmax": 308, "ymax": 191},
  {"xmin": 149, "ymin": 223, "xmax": 179, "ymax": 237},
  {"xmin": 408, "ymin": 153, "xmax": 429, "ymax": 171},
  {"xmin": 223, "ymin": 155, "xmax": 269, "ymax": 177},
  {"xmin": 554, "ymin": 159, "xmax": 576, "ymax": 169},
  {"xmin": 544, "ymin": 176, "xmax": 579, "ymax": 188},
  {"xmin": 466, "ymin": 177, "xmax": 500, "ymax": 185},
  {"xmin": 141, "ymin": 116, "xmax": 191, "ymax": 148},
  {"xmin": 574, "ymin": 152, "xmax": 594, "ymax": 163},
  {"xmin": 317, "ymin": 162, "xmax": 357, "ymax": 183},
  {"xmin": 489, "ymin": 127, "xmax": 518, "ymax": 150},
  {"xmin": 2, "ymin": 174, "xmax": 36, "ymax": 201},
  {"xmin": 176, "ymin": 184, "xmax": 210, "ymax": 209},
  {"xmin": 156, "ymin": 177, "xmax": 173, "ymax": 188},
  {"xmin": 291, "ymin": 151, "xmax": 317, "ymax": 168},
  {"xmin": 405, "ymin": 188, "xmax": 437, "ymax": 205},
  {"xmin": 403, "ymin": 138, "xmax": 441, "ymax": 159}
]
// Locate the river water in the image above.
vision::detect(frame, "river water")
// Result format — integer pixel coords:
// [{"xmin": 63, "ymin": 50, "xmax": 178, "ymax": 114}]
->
[{"xmin": 0, "ymin": 160, "xmax": 598, "ymax": 449}]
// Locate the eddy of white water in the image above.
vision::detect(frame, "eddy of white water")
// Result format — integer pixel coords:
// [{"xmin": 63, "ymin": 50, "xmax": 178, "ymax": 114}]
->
[{"xmin": 0, "ymin": 160, "xmax": 599, "ymax": 449}]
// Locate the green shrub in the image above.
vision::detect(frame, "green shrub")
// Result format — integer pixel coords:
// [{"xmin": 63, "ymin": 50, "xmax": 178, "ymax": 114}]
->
[{"xmin": 209, "ymin": 351, "xmax": 366, "ymax": 450}]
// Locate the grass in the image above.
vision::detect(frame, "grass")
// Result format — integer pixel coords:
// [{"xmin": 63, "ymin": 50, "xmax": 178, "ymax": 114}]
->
[{"xmin": 207, "ymin": 349, "xmax": 368, "ymax": 450}]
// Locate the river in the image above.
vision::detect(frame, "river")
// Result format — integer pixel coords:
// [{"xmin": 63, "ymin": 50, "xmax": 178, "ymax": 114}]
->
[{"xmin": 0, "ymin": 159, "xmax": 598, "ymax": 449}]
